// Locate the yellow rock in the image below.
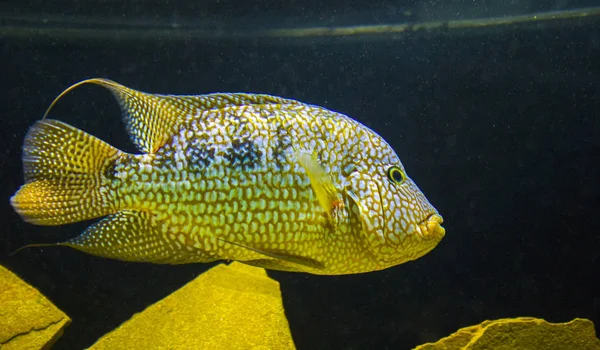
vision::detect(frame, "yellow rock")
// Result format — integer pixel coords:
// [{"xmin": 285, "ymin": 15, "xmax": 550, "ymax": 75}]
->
[
  {"xmin": 414, "ymin": 317, "xmax": 600, "ymax": 350},
  {"xmin": 0, "ymin": 265, "xmax": 71, "ymax": 350},
  {"xmin": 90, "ymin": 262, "xmax": 296, "ymax": 350}
]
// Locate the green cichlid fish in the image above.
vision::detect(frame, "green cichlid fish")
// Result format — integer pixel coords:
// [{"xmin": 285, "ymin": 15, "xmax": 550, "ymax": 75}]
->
[{"xmin": 10, "ymin": 78, "xmax": 445, "ymax": 275}]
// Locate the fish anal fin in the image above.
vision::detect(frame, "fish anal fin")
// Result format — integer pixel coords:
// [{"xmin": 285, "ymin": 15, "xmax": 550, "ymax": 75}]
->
[
  {"xmin": 61, "ymin": 210, "xmax": 203, "ymax": 264},
  {"xmin": 9, "ymin": 243, "xmax": 60, "ymax": 256},
  {"xmin": 218, "ymin": 238, "xmax": 324, "ymax": 270}
]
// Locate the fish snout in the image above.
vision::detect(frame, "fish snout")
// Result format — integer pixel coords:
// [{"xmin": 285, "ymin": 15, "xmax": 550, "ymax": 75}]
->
[{"xmin": 418, "ymin": 214, "xmax": 445, "ymax": 239}]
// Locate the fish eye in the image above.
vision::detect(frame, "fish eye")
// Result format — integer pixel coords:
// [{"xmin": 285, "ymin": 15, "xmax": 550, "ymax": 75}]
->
[{"xmin": 386, "ymin": 166, "xmax": 405, "ymax": 184}]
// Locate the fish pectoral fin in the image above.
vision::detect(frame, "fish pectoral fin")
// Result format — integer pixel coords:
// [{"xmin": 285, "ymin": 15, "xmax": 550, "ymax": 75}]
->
[
  {"xmin": 218, "ymin": 238, "xmax": 325, "ymax": 270},
  {"xmin": 294, "ymin": 150, "xmax": 343, "ymax": 226},
  {"xmin": 60, "ymin": 210, "xmax": 197, "ymax": 264}
]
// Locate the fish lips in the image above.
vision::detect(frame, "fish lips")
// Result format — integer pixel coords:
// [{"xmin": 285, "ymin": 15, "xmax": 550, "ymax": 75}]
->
[
  {"xmin": 346, "ymin": 173, "xmax": 445, "ymax": 266},
  {"xmin": 418, "ymin": 213, "xmax": 446, "ymax": 239}
]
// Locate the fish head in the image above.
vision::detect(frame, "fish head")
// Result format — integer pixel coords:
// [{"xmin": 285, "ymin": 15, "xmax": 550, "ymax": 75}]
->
[{"xmin": 345, "ymin": 150, "xmax": 445, "ymax": 268}]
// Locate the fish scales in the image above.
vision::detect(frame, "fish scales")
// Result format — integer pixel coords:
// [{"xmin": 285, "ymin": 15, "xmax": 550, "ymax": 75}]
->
[
  {"xmin": 117, "ymin": 104, "xmax": 363, "ymax": 273},
  {"xmin": 10, "ymin": 78, "xmax": 445, "ymax": 275}
]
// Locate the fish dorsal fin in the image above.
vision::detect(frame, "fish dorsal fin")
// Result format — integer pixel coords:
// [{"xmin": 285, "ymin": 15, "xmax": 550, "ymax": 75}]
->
[
  {"xmin": 172, "ymin": 92, "xmax": 306, "ymax": 111},
  {"xmin": 42, "ymin": 78, "xmax": 306, "ymax": 153},
  {"xmin": 43, "ymin": 78, "xmax": 191, "ymax": 153}
]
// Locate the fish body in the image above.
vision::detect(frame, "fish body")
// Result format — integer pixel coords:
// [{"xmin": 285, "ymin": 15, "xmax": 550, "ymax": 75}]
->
[{"xmin": 10, "ymin": 79, "xmax": 445, "ymax": 275}]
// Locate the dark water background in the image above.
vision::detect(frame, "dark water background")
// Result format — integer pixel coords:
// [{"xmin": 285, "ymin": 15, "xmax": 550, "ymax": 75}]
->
[{"xmin": 1, "ymin": 1, "xmax": 599, "ymax": 349}]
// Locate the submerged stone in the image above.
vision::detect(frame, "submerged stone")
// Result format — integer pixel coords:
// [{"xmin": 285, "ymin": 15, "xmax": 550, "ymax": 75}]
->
[
  {"xmin": 414, "ymin": 317, "xmax": 600, "ymax": 350},
  {"xmin": 0, "ymin": 265, "xmax": 71, "ymax": 350},
  {"xmin": 90, "ymin": 262, "xmax": 296, "ymax": 349}
]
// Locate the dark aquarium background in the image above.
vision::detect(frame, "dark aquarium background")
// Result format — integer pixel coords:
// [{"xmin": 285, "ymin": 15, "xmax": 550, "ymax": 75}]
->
[{"xmin": 1, "ymin": 0, "xmax": 599, "ymax": 349}]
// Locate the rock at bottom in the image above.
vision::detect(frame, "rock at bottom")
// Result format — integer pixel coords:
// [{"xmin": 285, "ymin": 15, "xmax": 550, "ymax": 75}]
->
[
  {"xmin": 414, "ymin": 317, "xmax": 600, "ymax": 350},
  {"xmin": 0, "ymin": 265, "xmax": 71, "ymax": 350},
  {"xmin": 90, "ymin": 262, "xmax": 295, "ymax": 350}
]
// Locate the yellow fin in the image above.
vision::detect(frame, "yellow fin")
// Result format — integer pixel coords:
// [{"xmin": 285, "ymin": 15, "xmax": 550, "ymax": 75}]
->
[
  {"xmin": 10, "ymin": 119, "xmax": 121, "ymax": 225},
  {"xmin": 42, "ymin": 78, "xmax": 187, "ymax": 153},
  {"xmin": 62, "ymin": 210, "xmax": 215, "ymax": 264},
  {"xmin": 42, "ymin": 78, "xmax": 307, "ymax": 153},
  {"xmin": 218, "ymin": 238, "xmax": 324, "ymax": 270},
  {"xmin": 294, "ymin": 150, "xmax": 342, "ymax": 224}
]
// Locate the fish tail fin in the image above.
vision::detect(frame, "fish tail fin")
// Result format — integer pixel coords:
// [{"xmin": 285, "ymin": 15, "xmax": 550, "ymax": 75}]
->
[{"xmin": 10, "ymin": 119, "xmax": 124, "ymax": 225}]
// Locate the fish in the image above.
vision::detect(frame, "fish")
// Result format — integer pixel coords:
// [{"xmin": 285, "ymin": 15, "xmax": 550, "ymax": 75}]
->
[{"xmin": 9, "ymin": 78, "xmax": 445, "ymax": 275}]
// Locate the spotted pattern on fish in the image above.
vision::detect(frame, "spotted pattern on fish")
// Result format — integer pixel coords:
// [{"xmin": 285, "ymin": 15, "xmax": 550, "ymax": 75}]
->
[{"xmin": 10, "ymin": 78, "xmax": 445, "ymax": 275}]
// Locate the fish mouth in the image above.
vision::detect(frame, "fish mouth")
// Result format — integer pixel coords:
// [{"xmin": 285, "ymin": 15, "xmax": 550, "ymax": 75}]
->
[{"xmin": 418, "ymin": 214, "xmax": 445, "ymax": 239}]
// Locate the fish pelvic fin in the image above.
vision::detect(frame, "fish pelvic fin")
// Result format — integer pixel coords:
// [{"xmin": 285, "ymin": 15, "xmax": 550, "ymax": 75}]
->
[
  {"xmin": 218, "ymin": 238, "xmax": 324, "ymax": 270},
  {"xmin": 10, "ymin": 119, "xmax": 123, "ymax": 225}
]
